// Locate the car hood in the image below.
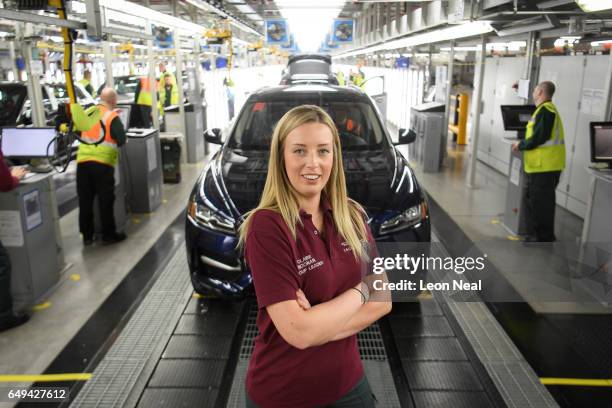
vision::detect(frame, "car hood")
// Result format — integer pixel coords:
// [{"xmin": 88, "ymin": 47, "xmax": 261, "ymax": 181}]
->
[{"xmin": 205, "ymin": 146, "xmax": 422, "ymax": 219}]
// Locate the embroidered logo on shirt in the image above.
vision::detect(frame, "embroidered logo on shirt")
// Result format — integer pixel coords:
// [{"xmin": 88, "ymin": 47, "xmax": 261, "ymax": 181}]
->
[
  {"xmin": 296, "ymin": 254, "xmax": 324, "ymax": 275},
  {"xmin": 341, "ymin": 241, "xmax": 352, "ymax": 253}
]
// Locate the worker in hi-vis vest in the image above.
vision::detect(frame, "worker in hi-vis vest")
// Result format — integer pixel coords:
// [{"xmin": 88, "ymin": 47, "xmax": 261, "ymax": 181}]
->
[
  {"xmin": 160, "ymin": 72, "xmax": 179, "ymax": 107},
  {"xmin": 512, "ymin": 81, "xmax": 566, "ymax": 242},
  {"xmin": 78, "ymin": 69, "xmax": 95, "ymax": 97},
  {"xmin": 76, "ymin": 88, "xmax": 127, "ymax": 246},
  {"xmin": 133, "ymin": 76, "xmax": 161, "ymax": 128},
  {"xmin": 158, "ymin": 62, "xmax": 179, "ymax": 107}
]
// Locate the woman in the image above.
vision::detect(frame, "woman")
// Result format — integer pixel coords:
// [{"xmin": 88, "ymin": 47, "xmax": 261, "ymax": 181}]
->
[{"xmin": 238, "ymin": 105, "xmax": 392, "ymax": 407}]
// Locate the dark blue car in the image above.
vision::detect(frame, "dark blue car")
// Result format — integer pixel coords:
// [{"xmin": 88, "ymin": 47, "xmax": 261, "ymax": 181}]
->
[{"xmin": 186, "ymin": 83, "xmax": 431, "ymax": 299}]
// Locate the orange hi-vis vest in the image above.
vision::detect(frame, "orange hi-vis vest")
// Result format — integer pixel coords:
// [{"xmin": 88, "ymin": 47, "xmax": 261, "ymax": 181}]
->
[
  {"xmin": 76, "ymin": 105, "xmax": 119, "ymax": 167},
  {"xmin": 137, "ymin": 76, "xmax": 163, "ymax": 115},
  {"xmin": 136, "ymin": 77, "xmax": 156, "ymax": 106}
]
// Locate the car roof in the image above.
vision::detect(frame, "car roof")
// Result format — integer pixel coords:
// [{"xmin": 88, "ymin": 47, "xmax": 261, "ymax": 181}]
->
[{"xmin": 250, "ymin": 83, "xmax": 368, "ymax": 101}]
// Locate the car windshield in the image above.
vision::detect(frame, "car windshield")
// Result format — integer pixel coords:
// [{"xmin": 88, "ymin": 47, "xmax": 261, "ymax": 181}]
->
[
  {"xmin": 228, "ymin": 97, "xmax": 386, "ymax": 150},
  {"xmin": 0, "ymin": 86, "xmax": 27, "ymax": 126}
]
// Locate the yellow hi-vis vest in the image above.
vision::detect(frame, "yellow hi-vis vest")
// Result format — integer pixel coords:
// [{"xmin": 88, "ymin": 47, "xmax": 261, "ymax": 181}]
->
[
  {"xmin": 76, "ymin": 105, "xmax": 119, "ymax": 167},
  {"xmin": 337, "ymin": 71, "xmax": 345, "ymax": 86},
  {"xmin": 158, "ymin": 72, "xmax": 179, "ymax": 106},
  {"xmin": 524, "ymin": 101, "xmax": 566, "ymax": 173}
]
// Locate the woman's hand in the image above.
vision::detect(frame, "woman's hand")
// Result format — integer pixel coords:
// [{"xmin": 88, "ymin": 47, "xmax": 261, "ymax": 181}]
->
[
  {"xmin": 10, "ymin": 167, "xmax": 27, "ymax": 180},
  {"xmin": 296, "ymin": 289, "xmax": 311, "ymax": 310}
]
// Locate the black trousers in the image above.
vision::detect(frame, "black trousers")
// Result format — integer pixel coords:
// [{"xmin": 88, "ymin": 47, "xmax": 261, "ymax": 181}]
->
[
  {"xmin": 525, "ymin": 171, "xmax": 561, "ymax": 242},
  {"xmin": 0, "ymin": 241, "xmax": 13, "ymax": 321},
  {"xmin": 77, "ymin": 161, "xmax": 116, "ymax": 240}
]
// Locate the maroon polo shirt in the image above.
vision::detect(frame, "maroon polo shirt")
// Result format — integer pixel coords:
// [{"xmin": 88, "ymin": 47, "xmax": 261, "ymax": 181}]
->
[{"xmin": 244, "ymin": 197, "xmax": 377, "ymax": 408}]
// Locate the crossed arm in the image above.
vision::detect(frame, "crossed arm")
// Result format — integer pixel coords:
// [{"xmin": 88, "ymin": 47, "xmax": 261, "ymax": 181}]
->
[{"xmin": 266, "ymin": 274, "xmax": 392, "ymax": 349}]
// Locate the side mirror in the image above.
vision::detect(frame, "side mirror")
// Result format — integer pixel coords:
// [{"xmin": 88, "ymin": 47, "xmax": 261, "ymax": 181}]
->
[
  {"xmin": 204, "ymin": 128, "xmax": 223, "ymax": 144},
  {"xmin": 395, "ymin": 128, "xmax": 416, "ymax": 145}
]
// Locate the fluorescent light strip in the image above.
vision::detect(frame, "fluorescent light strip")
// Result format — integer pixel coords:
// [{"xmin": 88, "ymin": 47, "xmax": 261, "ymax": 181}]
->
[
  {"xmin": 335, "ymin": 21, "xmax": 493, "ymax": 58},
  {"xmin": 100, "ymin": 0, "xmax": 206, "ymax": 35},
  {"xmin": 276, "ymin": 0, "xmax": 346, "ymax": 9},
  {"xmin": 235, "ymin": 4, "xmax": 256, "ymax": 14}
]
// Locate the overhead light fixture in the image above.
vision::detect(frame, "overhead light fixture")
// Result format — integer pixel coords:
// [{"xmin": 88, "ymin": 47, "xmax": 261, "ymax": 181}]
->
[
  {"xmin": 494, "ymin": 20, "xmax": 554, "ymax": 37},
  {"xmin": 235, "ymin": 4, "xmax": 256, "ymax": 14},
  {"xmin": 440, "ymin": 46, "xmax": 479, "ymax": 51},
  {"xmin": 487, "ymin": 41, "xmax": 526, "ymax": 51},
  {"xmin": 101, "ymin": 0, "xmax": 208, "ymax": 36},
  {"xmin": 575, "ymin": 0, "xmax": 612, "ymax": 12},
  {"xmin": 334, "ymin": 21, "xmax": 493, "ymax": 58}
]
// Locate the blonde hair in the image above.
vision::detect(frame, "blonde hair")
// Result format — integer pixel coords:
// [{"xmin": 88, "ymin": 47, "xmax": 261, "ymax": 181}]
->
[{"xmin": 238, "ymin": 104, "xmax": 369, "ymax": 261}]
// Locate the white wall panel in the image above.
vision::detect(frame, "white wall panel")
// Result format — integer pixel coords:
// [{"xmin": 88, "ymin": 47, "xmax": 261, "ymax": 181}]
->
[
  {"xmin": 476, "ymin": 58, "xmax": 499, "ymax": 167},
  {"xmin": 490, "ymin": 57, "xmax": 524, "ymax": 174},
  {"xmin": 539, "ymin": 55, "xmax": 612, "ymax": 219},
  {"xmin": 539, "ymin": 55, "xmax": 586, "ymax": 210},
  {"xmin": 568, "ymin": 55, "xmax": 612, "ymax": 218}
]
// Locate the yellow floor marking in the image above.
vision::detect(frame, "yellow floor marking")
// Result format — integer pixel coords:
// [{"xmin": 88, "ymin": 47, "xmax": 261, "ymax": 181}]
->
[
  {"xmin": 31, "ymin": 302, "xmax": 51, "ymax": 311},
  {"xmin": 417, "ymin": 290, "xmax": 433, "ymax": 300},
  {"xmin": 0, "ymin": 373, "xmax": 92, "ymax": 382},
  {"xmin": 541, "ymin": 378, "xmax": 612, "ymax": 387},
  {"xmin": 70, "ymin": 274, "xmax": 81, "ymax": 282},
  {"xmin": 507, "ymin": 235, "xmax": 521, "ymax": 241},
  {"xmin": 490, "ymin": 218, "xmax": 500, "ymax": 225},
  {"xmin": 192, "ymin": 293, "xmax": 216, "ymax": 299}
]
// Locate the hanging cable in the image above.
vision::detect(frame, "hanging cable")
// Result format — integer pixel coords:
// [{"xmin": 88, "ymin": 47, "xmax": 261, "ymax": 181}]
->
[
  {"xmin": 49, "ymin": 0, "xmax": 105, "ymax": 173},
  {"xmin": 50, "ymin": 0, "xmax": 76, "ymax": 104}
]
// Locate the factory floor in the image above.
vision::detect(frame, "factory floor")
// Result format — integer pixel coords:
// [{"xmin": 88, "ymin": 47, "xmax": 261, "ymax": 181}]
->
[
  {"xmin": 0, "ymin": 160, "xmax": 205, "ymax": 406},
  {"xmin": 1, "ymin": 140, "xmax": 611, "ymax": 408},
  {"xmin": 395, "ymin": 141, "xmax": 612, "ymax": 407}
]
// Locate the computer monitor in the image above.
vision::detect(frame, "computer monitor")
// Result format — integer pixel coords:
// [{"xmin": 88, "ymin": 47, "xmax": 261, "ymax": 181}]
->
[
  {"xmin": 1, "ymin": 127, "xmax": 56, "ymax": 158},
  {"xmin": 590, "ymin": 122, "xmax": 612, "ymax": 168},
  {"xmin": 500, "ymin": 105, "xmax": 536, "ymax": 131},
  {"xmin": 115, "ymin": 104, "xmax": 132, "ymax": 129}
]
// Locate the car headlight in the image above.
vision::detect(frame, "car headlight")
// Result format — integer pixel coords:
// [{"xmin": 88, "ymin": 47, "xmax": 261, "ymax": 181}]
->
[
  {"xmin": 188, "ymin": 198, "xmax": 236, "ymax": 235},
  {"xmin": 379, "ymin": 202, "xmax": 427, "ymax": 235}
]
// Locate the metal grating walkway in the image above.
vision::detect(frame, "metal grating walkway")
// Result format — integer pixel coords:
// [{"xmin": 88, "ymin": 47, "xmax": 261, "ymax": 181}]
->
[
  {"xmin": 226, "ymin": 302, "xmax": 402, "ymax": 407},
  {"xmin": 427, "ymin": 234, "xmax": 559, "ymax": 408},
  {"xmin": 66, "ymin": 233, "xmax": 557, "ymax": 407},
  {"xmin": 70, "ymin": 244, "xmax": 193, "ymax": 408}
]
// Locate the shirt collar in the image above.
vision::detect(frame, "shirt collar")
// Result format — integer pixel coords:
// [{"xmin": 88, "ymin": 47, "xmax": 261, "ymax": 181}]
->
[{"xmin": 298, "ymin": 193, "xmax": 333, "ymax": 219}]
